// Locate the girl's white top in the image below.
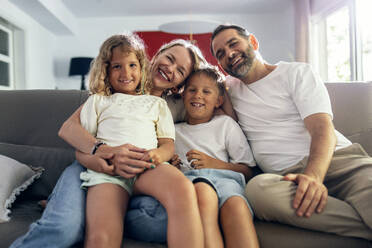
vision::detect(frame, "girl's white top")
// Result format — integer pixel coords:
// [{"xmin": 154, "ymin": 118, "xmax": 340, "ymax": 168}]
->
[{"xmin": 80, "ymin": 93, "xmax": 175, "ymax": 150}]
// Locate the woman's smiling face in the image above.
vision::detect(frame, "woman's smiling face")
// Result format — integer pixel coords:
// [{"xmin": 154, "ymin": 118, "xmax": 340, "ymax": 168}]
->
[{"xmin": 150, "ymin": 45, "xmax": 193, "ymax": 92}]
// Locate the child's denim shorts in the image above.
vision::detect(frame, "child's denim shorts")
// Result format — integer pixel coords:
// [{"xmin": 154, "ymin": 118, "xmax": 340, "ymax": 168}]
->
[
  {"xmin": 184, "ymin": 168, "xmax": 253, "ymax": 215},
  {"xmin": 124, "ymin": 169, "xmax": 253, "ymax": 243}
]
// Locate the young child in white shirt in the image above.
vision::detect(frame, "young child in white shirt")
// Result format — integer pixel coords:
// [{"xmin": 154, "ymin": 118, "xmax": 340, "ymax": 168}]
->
[{"xmin": 172, "ymin": 66, "xmax": 260, "ymax": 248}]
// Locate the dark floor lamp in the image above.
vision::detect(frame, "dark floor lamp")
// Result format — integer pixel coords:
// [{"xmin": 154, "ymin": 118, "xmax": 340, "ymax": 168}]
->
[{"xmin": 68, "ymin": 57, "xmax": 93, "ymax": 90}]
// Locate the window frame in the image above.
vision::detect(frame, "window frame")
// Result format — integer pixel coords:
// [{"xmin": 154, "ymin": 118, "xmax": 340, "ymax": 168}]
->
[
  {"xmin": 310, "ymin": 0, "xmax": 370, "ymax": 82},
  {"xmin": 0, "ymin": 22, "xmax": 14, "ymax": 90}
]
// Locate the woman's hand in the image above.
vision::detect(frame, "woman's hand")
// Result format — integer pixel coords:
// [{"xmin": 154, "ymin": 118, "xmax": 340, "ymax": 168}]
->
[
  {"xmin": 96, "ymin": 143, "xmax": 153, "ymax": 178},
  {"xmin": 76, "ymin": 151, "xmax": 115, "ymax": 176},
  {"xmin": 94, "ymin": 152, "xmax": 116, "ymax": 175}
]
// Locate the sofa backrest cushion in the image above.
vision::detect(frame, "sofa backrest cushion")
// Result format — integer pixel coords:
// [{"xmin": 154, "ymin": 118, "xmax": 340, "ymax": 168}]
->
[
  {"xmin": 0, "ymin": 90, "xmax": 89, "ymax": 149},
  {"xmin": 0, "ymin": 90, "xmax": 89, "ymax": 199},
  {"xmin": 0, "ymin": 143, "xmax": 74, "ymax": 200},
  {"xmin": 326, "ymin": 82, "xmax": 372, "ymax": 155},
  {"xmin": 1, "ymin": 86, "xmax": 371, "ymax": 199}
]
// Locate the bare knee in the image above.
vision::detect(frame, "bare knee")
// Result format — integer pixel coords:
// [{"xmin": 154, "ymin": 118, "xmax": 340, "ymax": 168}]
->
[
  {"xmin": 194, "ymin": 182, "xmax": 218, "ymax": 214},
  {"xmin": 221, "ymin": 196, "xmax": 250, "ymax": 217},
  {"xmin": 245, "ymin": 173, "xmax": 298, "ymax": 219},
  {"xmin": 169, "ymin": 175, "xmax": 195, "ymax": 199},
  {"xmin": 85, "ymin": 229, "xmax": 119, "ymax": 248},
  {"xmin": 245, "ymin": 174, "xmax": 284, "ymax": 202},
  {"xmin": 162, "ymin": 176, "xmax": 196, "ymax": 209}
]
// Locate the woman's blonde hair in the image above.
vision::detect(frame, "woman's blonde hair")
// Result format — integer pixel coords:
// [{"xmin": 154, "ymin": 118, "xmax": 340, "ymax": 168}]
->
[
  {"xmin": 89, "ymin": 33, "xmax": 149, "ymax": 95},
  {"xmin": 144, "ymin": 39, "xmax": 207, "ymax": 95}
]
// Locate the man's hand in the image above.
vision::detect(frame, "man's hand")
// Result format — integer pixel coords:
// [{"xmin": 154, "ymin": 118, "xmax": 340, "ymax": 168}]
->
[
  {"xmin": 186, "ymin": 150, "xmax": 219, "ymax": 169},
  {"xmin": 283, "ymin": 173, "xmax": 328, "ymax": 217},
  {"xmin": 96, "ymin": 143, "xmax": 153, "ymax": 178}
]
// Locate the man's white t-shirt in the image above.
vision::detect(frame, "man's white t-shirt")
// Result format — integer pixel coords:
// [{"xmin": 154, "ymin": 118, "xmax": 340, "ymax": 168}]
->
[
  {"xmin": 175, "ymin": 115, "xmax": 256, "ymax": 172},
  {"xmin": 226, "ymin": 61, "xmax": 351, "ymax": 173}
]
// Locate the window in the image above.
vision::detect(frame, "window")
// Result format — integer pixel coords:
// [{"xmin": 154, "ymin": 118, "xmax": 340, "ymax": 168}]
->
[
  {"xmin": 356, "ymin": 0, "xmax": 372, "ymax": 81},
  {"xmin": 0, "ymin": 22, "xmax": 14, "ymax": 89},
  {"xmin": 311, "ymin": 0, "xmax": 372, "ymax": 82}
]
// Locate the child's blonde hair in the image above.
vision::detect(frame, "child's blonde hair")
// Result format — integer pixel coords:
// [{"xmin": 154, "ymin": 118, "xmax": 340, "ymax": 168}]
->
[
  {"xmin": 145, "ymin": 39, "xmax": 208, "ymax": 96},
  {"xmin": 89, "ymin": 33, "xmax": 149, "ymax": 95}
]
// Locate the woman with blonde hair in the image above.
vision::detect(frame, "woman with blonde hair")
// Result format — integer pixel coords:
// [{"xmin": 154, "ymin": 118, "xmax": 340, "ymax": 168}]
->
[{"xmin": 10, "ymin": 36, "xmax": 208, "ymax": 248}]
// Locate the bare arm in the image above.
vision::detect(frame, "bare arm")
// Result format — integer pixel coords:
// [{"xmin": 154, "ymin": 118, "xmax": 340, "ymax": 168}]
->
[
  {"xmin": 186, "ymin": 149, "xmax": 253, "ymax": 181},
  {"xmin": 141, "ymin": 138, "xmax": 175, "ymax": 166},
  {"xmin": 283, "ymin": 113, "xmax": 336, "ymax": 217},
  {"xmin": 220, "ymin": 87, "xmax": 238, "ymax": 121},
  {"xmin": 303, "ymin": 113, "xmax": 336, "ymax": 181},
  {"xmin": 214, "ymin": 86, "xmax": 238, "ymax": 121},
  {"xmin": 58, "ymin": 104, "xmax": 97, "ymax": 154},
  {"xmin": 221, "ymin": 162, "xmax": 253, "ymax": 181},
  {"xmin": 59, "ymin": 103, "xmax": 153, "ymax": 175},
  {"xmin": 76, "ymin": 144, "xmax": 153, "ymax": 178}
]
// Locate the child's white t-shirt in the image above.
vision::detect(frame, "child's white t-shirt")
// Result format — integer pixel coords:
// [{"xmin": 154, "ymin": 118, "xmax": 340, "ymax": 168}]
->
[
  {"xmin": 226, "ymin": 61, "xmax": 351, "ymax": 173},
  {"xmin": 175, "ymin": 115, "xmax": 256, "ymax": 172},
  {"xmin": 80, "ymin": 93, "xmax": 175, "ymax": 150}
]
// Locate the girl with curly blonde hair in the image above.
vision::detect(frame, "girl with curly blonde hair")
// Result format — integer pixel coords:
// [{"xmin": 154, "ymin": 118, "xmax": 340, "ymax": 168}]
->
[
  {"xmin": 75, "ymin": 33, "xmax": 204, "ymax": 248},
  {"xmin": 11, "ymin": 36, "xmax": 210, "ymax": 248},
  {"xmin": 89, "ymin": 33, "xmax": 149, "ymax": 95}
]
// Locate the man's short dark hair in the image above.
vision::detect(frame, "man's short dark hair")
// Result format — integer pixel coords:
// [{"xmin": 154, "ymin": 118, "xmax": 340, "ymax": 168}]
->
[{"xmin": 210, "ymin": 24, "xmax": 250, "ymax": 56}]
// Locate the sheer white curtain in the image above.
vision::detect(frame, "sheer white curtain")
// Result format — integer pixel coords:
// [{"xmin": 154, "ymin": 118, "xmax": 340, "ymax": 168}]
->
[
  {"xmin": 295, "ymin": 0, "xmax": 351, "ymax": 63},
  {"xmin": 294, "ymin": 0, "xmax": 311, "ymax": 62},
  {"xmin": 311, "ymin": 0, "xmax": 350, "ymax": 17}
]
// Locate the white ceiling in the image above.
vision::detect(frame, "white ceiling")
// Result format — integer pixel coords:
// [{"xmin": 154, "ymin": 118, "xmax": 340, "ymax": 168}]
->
[
  {"xmin": 9, "ymin": 0, "xmax": 292, "ymax": 35},
  {"xmin": 61, "ymin": 0, "xmax": 286, "ymax": 17}
]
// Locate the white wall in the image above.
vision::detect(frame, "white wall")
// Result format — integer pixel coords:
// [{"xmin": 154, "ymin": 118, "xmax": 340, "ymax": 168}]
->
[
  {"xmin": 1, "ymin": 0, "xmax": 56, "ymax": 89},
  {"xmin": 2, "ymin": 0, "xmax": 295, "ymax": 89},
  {"xmin": 55, "ymin": 7, "xmax": 295, "ymax": 89}
]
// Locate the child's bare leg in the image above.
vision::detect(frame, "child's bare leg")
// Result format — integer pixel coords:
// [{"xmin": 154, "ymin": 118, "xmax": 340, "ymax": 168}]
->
[
  {"xmin": 220, "ymin": 196, "xmax": 259, "ymax": 248},
  {"xmin": 134, "ymin": 164, "xmax": 204, "ymax": 248},
  {"xmin": 194, "ymin": 182, "xmax": 223, "ymax": 248},
  {"xmin": 85, "ymin": 183, "xmax": 130, "ymax": 248}
]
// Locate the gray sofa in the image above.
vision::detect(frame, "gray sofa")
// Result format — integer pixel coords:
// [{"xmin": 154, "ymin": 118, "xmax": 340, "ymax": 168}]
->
[{"xmin": 1, "ymin": 83, "xmax": 371, "ymax": 248}]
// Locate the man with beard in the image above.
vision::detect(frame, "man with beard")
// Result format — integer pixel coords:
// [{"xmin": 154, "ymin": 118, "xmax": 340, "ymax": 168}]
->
[{"xmin": 210, "ymin": 24, "xmax": 372, "ymax": 241}]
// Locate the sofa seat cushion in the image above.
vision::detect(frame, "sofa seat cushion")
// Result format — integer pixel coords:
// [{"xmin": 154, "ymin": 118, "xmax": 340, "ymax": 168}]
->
[
  {"xmin": 0, "ymin": 143, "xmax": 75, "ymax": 200},
  {"xmin": 0, "ymin": 200, "xmax": 166, "ymax": 248},
  {"xmin": 0, "ymin": 200, "xmax": 41, "ymax": 248},
  {"xmin": 254, "ymin": 220, "xmax": 370, "ymax": 248}
]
